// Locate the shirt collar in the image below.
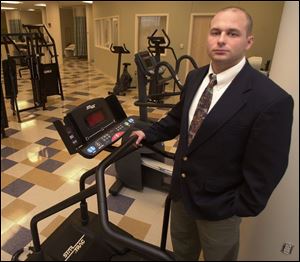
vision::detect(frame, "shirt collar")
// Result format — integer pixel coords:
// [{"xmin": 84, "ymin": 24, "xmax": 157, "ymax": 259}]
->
[{"xmin": 208, "ymin": 57, "xmax": 246, "ymax": 87}]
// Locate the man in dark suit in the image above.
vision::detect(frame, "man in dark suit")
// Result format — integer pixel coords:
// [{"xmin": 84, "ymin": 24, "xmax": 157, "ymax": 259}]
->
[{"xmin": 132, "ymin": 6, "xmax": 294, "ymax": 261}]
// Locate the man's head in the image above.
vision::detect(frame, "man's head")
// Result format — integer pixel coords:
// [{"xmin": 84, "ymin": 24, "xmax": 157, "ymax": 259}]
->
[{"xmin": 207, "ymin": 7, "xmax": 254, "ymax": 73}]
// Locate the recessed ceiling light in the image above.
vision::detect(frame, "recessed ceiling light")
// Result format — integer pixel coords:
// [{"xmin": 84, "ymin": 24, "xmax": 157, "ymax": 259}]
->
[
  {"xmin": 34, "ymin": 3, "xmax": 46, "ymax": 7},
  {"xmin": 1, "ymin": 6, "xmax": 17, "ymax": 10},
  {"xmin": 82, "ymin": 1, "xmax": 93, "ymax": 4},
  {"xmin": 1, "ymin": 1, "xmax": 23, "ymax": 4},
  {"xmin": 27, "ymin": 9, "xmax": 35, "ymax": 11}
]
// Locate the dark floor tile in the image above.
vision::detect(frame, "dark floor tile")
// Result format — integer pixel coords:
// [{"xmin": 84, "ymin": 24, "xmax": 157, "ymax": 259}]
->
[
  {"xmin": 38, "ymin": 147, "xmax": 60, "ymax": 158},
  {"xmin": 2, "ymin": 179, "xmax": 34, "ymax": 197},
  {"xmin": 63, "ymin": 104, "xmax": 76, "ymax": 110},
  {"xmin": 105, "ymin": 164, "xmax": 117, "ymax": 177},
  {"xmin": 44, "ymin": 117, "xmax": 62, "ymax": 123},
  {"xmin": 1, "ymin": 147, "xmax": 18, "ymax": 158},
  {"xmin": 71, "ymin": 91, "xmax": 89, "ymax": 96},
  {"xmin": 1, "ymin": 225, "xmax": 32, "ymax": 255},
  {"xmin": 107, "ymin": 194, "xmax": 135, "ymax": 215},
  {"xmin": 36, "ymin": 159, "xmax": 64, "ymax": 172},
  {"xmin": 45, "ymin": 124, "xmax": 57, "ymax": 131},
  {"xmin": 71, "ymin": 80, "xmax": 86, "ymax": 85},
  {"xmin": 45, "ymin": 106, "xmax": 58, "ymax": 111},
  {"xmin": 64, "ymin": 96, "xmax": 79, "ymax": 101},
  {"xmin": 1, "ymin": 159, "xmax": 18, "ymax": 172},
  {"xmin": 35, "ymin": 137, "xmax": 58, "ymax": 146},
  {"xmin": 92, "ymin": 77, "xmax": 105, "ymax": 80},
  {"xmin": 84, "ymin": 174, "xmax": 95, "ymax": 185},
  {"xmin": 4, "ymin": 128, "xmax": 20, "ymax": 136}
]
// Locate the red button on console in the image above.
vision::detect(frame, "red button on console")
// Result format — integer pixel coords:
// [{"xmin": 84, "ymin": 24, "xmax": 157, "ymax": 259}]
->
[{"xmin": 111, "ymin": 131, "xmax": 125, "ymax": 142}]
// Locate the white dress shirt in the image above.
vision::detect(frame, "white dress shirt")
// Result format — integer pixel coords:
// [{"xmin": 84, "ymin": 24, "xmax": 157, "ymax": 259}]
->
[{"xmin": 188, "ymin": 57, "xmax": 246, "ymax": 127}]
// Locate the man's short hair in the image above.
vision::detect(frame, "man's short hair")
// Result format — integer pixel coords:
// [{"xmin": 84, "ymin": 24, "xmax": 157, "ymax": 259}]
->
[{"xmin": 216, "ymin": 6, "xmax": 253, "ymax": 35}]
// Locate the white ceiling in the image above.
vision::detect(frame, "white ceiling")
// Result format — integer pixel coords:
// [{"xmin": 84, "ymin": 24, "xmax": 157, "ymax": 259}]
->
[{"xmin": 1, "ymin": 1, "xmax": 90, "ymax": 12}]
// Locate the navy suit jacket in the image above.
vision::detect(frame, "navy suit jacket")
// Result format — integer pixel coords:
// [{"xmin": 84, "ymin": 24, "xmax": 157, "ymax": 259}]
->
[{"xmin": 143, "ymin": 62, "xmax": 294, "ymax": 220}]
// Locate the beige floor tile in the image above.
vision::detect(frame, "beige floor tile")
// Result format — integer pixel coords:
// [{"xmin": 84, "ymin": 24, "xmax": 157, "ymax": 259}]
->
[
  {"xmin": 2, "ymin": 199, "xmax": 36, "ymax": 223},
  {"xmin": 53, "ymin": 155, "xmax": 99, "ymax": 179},
  {"xmin": 117, "ymin": 216, "xmax": 151, "ymax": 241},
  {"xmin": 125, "ymin": 198, "xmax": 163, "ymax": 225},
  {"xmin": 21, "ymin": 169, "xmax": 68, "ymax": 191},
  {"xmin": 1, "ymin": 173, "xmax": 17, "ymax": 189},
  {"xmin": 21, "ymin": 156, "xmax": 47, "ymax": 167},
  {"xmin": 1, "ymin": 137, "xmax": 31, "ymax": 150},
  {"xmin": 40, "ymin": 215, "xmax": 66, "ymax": 238},
  {"xmin": 50, "ymin": 140, "xmax": 67, "ymax": 151},
  {"xmin": 1, "ymin": 217, "xmax": 15, "ymax": 235},
  {"xmin": 6, "ymin": 144, "xmax": 45, "ymax": 163},
  {"xmin": 1, "ymin": 249, "xmax": 12, "ymax": 261},
  {"xmin": 12, "ymin": 126, "xmax": 60, "ymax": 142},
  {"xmin": 51, "ymin": 150, "xmax": 74, "ymax": 162},
  {"xmin": 108, "ymin": 210, "xmax": 124, "ymax": 225},
  {"xmin": 1, "ymin": 192, "xmax": 16, "ymax": 209}
]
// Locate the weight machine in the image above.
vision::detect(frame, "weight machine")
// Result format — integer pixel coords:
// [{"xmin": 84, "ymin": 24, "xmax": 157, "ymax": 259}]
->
[
  {"xmin": 22, "ymin": 24, "xmax": 64, "ymax": 100},
  {"xmin": 1, "ymin": 32, "xmax": 46, "ymax": 122},
  {"xmin": 1, "ymin": 24, "xmax": 64, "ymax": 122}
]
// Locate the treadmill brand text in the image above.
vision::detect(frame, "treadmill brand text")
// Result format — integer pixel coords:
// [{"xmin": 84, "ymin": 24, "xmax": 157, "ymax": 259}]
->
[{"xmin": 63, "ymin": 234, "xmax": 86, "ymax": 261}]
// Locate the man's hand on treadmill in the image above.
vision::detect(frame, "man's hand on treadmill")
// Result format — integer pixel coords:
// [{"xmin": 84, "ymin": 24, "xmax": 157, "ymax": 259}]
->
[{"xmin": 130, "ymin": 130, "xmax": 146, "ymax": 146}]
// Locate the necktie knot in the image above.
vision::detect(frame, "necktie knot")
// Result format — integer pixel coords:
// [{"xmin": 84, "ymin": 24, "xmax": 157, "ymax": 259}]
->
[{"xmin": 209, "ymin": 73, "xmax": 217, "ymax": 87}]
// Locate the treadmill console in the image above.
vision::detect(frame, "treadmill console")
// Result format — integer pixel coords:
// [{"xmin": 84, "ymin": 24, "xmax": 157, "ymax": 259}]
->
[
  {"xmin": 135, "ymin": 51, "xmax": 158, "ymax": 75},
  {"xmin": 54, "ymin": 95, "xmax": 136, "ymax": 158}
]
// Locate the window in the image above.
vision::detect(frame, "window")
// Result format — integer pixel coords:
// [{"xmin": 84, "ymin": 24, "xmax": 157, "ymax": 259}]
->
[
  {"xmin": 95, "ymin": 16, "xmax": 119, "ymax": 49},
  {"xmin": 135, "ymin": 14, "xmax": 168, "ymax": 53}
]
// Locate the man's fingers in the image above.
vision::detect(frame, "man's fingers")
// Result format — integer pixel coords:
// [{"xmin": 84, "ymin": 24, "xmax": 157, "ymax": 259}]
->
[{"xmin": 136, "ymin": 135, "xmax": 144, "ymax": 145}]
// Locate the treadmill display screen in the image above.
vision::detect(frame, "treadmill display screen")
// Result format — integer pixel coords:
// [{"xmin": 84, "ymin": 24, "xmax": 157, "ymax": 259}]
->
[
  {"xmin": 144, "ymin": 57, "xmax": 153, "ymax": 69},
  {"xmin": 86, "ymin": 110, "xmax": 106, "ymax": 128}
]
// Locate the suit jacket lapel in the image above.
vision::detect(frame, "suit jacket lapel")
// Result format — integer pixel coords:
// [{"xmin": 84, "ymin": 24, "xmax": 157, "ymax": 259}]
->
[{"xmin": 187, "ymin": 63, "xmax": 253, "ymax": 154}]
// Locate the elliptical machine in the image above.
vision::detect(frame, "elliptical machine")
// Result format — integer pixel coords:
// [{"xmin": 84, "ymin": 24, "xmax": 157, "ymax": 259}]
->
[{"xmin": 108, "ymin": 44, "xmax": 135, "ymax": 96}]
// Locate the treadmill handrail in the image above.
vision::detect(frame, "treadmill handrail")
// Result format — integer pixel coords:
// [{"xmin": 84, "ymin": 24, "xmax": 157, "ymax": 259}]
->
[{"xmin": 96, "ymin": 136, "xmax": 174, "ymax": 261}]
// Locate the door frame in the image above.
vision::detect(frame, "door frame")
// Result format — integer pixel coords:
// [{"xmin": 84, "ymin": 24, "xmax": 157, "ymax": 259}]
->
[{"xmin": 186, "ymin": 13, "xmax": 215, "ymax": 75}]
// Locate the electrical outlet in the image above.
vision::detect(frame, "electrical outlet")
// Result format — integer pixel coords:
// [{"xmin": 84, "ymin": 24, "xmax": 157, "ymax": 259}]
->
[{"xmin": 281, "ymin": 242, "xmax": 294, "ymax": 255}]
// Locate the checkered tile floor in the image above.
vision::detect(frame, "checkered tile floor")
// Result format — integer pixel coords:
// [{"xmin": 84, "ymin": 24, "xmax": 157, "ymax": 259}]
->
[{"xmin": 1, "ymin": 57, "xmax": 180, "ymax": 260}]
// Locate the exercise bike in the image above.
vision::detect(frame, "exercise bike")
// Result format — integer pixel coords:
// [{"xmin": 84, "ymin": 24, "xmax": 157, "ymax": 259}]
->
[
  {"xmin": 108, "ymin": 44, "xmax": 135, "ymax": 96},
  {"xmin": 12, "ymin": 95, "xmax": 175, "ymax": 261}
]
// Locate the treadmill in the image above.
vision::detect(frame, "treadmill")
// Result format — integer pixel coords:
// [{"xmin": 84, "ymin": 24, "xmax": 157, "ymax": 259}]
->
[{"xmin": 12, "ymin": 95, "xmax": 174, "ymax": 261}]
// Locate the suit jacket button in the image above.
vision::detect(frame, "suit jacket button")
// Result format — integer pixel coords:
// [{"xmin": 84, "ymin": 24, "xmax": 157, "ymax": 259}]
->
[
  {"xmin": 183, "ymin": 156, "xmax": 188, "ymax": 161},
  {"xmin": 181, "ymin": 173, "xmax": 186, "ymax": 178}
]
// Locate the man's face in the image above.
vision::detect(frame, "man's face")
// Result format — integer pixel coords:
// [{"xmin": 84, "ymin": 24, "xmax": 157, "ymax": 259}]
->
[{"xmin": 207, "ymin": 9, "xmax": 254, "ymax": 68}]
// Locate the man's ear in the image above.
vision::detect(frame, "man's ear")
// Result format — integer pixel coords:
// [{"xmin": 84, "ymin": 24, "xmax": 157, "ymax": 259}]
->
[{"xmin": 246, "ymin": 35, "xmax": 254, "ymax": 50}]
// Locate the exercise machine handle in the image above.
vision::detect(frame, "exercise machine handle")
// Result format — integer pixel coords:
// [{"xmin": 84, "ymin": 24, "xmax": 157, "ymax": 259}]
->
[
  {"xmin": 161, "ymin": 29, "xmax": 170, "ymax": 48},
  {"xmin": 110, "ymin": 43, "xmax": 131, "ymax": 54},
  {"xmin": 175, "ymin": 55, "xmax": 199, "ymax": 74},
  {"xmin": 154, "ymin": 61, "xmax": 183, "ymax": 90},
  {"xmin": 96, "ymin": 135, "xmax": 174, "ymax": 261}
]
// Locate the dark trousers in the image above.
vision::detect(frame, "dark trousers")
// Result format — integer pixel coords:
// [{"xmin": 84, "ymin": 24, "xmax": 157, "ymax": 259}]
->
[{"xmin": 170, "ymin": 200, "xmax": 241, "ymax": 261}]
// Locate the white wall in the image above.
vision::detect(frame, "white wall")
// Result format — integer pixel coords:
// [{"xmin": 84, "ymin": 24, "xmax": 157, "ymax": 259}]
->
[{"xmin": 238, "ymin": 1, "xmax": 299, "ymax": 260}]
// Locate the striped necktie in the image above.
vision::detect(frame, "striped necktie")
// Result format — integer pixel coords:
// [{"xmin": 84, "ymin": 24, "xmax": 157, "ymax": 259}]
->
[{"xmin": 188, "ymin": 73, "xmax": 217, "ymax": 146}]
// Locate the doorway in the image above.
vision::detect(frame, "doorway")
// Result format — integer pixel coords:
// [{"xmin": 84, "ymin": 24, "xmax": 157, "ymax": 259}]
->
[{"xmin": 187, "ymin": 14, "xmax": 214, "ymax": 72}]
